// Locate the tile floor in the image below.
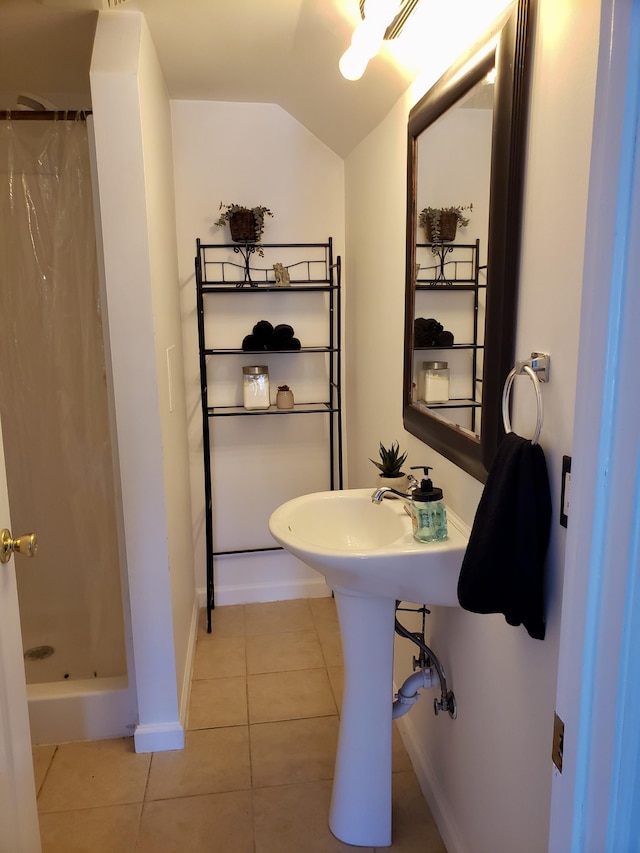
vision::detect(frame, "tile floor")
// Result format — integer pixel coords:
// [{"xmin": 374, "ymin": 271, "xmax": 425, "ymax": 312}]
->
[{"xmin": 33, "ymin": 597, "xmax": 446, "ymax": 852}]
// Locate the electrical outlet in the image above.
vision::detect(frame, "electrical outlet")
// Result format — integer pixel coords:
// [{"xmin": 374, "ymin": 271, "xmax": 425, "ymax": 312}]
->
[
  {"xmin": 560, "ymin": 456, "xmax": 571, "ymax": 528},
  {"xmin": 552, "ymin": 712, "xmax": 564, "ymax": 772}
]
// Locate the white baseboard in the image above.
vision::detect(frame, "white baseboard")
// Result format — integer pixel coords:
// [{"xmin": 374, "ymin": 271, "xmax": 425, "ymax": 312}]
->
[
  {"xmin": 134, "ymin": 720, "xmax": 184, "ymax": 753},
  {"xmin": 197, "ymin": 576, "xmax": 331, "ymax": 608},
  {"xmin": 394, "ymin": 692, "xmax": 464, "ymax": 853}
]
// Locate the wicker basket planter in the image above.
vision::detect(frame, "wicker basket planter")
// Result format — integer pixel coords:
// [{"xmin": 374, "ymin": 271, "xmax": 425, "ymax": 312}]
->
[
  {"xmin": 229, "ymin": 209, "xmax": 257, "ymax": 243},
  {"xmin": 419, "ymin": 205, "xmax": 472, "ymax": 245},
  {"xmin": 215, "ymin": 204, "xmax": 273, "ymax": 256},
  {"xmin": 424, "ymin": 211, "xmax": 459, "ymax": 243}
]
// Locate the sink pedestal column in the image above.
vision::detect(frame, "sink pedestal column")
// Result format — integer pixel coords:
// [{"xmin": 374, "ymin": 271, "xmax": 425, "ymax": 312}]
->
[{"xmin": 329, "ymin": 588, "xmax": 396, "ymax": 847}]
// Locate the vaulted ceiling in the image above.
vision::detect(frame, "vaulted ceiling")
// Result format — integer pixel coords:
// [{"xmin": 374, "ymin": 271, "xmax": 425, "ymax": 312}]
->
[{"xmin": 0, "ymin": 0, "xmax": 420, "ymax": 157}]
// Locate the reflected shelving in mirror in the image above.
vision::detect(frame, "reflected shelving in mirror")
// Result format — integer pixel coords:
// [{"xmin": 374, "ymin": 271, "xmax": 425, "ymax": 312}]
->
[{"xmin": 412, "ymin": 239, "xmax": 483, "ymax": 439}]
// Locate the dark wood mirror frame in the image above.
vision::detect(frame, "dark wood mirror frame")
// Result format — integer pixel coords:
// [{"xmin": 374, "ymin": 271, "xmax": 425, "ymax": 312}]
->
[{"xmin": 403, "ymin": 0, "xmax": 533, "ymax": 482}]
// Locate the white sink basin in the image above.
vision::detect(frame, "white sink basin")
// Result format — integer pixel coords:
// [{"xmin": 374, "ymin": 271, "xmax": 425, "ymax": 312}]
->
[
  {"xmin": 269, "ymin": 488, "xmax": 470, "ymax": 605},
  {"xmin": 269, "ymin": 487, "xmax": 470, "ymax": 847}
]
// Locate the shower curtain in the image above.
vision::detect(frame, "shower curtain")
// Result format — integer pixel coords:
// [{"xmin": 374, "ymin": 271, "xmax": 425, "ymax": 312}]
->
[{"xmin": 0, "ymin": 115, "xmax": 127, "ymax": 683}]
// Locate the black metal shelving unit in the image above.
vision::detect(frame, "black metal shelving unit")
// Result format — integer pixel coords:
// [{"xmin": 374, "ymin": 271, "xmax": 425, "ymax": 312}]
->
[
  {"xmin": 195, "ymin": 238, "xmax": 343, "ymax": 631},
  {"xmin": 414, "ymin": 239, "xmax": 484, "ymax": 434}
]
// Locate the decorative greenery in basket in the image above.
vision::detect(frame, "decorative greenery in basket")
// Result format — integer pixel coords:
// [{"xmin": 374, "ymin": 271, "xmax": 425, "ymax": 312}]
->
[
  {"xmin": 369, "ymin": 441, "xmax": 408, "ymax": 479},
  {"xmin": 419, "ymin": 204, "xmax": 472, "ymax": 246},
  {"xmin": 215, "ymin": 204, "xmax": 273, "ymax": 256}
]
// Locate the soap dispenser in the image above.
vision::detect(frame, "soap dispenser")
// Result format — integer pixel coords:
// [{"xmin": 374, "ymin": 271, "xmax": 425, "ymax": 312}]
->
[{"xmin": 409, "ymin": 466, "xmax": 448, "ymax": 543}]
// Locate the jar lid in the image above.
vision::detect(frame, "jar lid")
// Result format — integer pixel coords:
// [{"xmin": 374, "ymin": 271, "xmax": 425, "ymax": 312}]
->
[
  {"xmin": 422, "ymin": 361, "xmax": 448, "ymax": 369},
  {"xmin": 243, "ymin": 365, "xmax": 269, "ymax": 375}
]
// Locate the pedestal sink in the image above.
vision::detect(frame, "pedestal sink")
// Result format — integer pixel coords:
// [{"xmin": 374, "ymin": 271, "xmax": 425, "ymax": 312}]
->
[{"xmin": 269, "ymin": 489, "xmax": 470, "ymax": 847}]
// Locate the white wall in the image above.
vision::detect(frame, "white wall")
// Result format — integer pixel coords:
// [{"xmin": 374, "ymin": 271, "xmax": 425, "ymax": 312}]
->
[
  {"xmin": 170, "ymin": 100, "xmax": 345, "ymax": 604},
  {"xmin": 344, "ymin": 0, "xmax": 600, "ymax": 850},
  {"xmin": 90, "ymin": 10, "xmax": 196, "ymax": 751}
]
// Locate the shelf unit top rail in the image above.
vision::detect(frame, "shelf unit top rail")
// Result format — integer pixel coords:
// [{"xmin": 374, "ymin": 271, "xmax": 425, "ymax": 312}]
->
[{"xmin": 198, "ymin": 239, "xmax": 333, "ymax": 287}]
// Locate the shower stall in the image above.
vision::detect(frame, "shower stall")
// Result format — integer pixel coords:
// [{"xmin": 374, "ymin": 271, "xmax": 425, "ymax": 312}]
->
[{"xmin": 0, "ymin": 113, "xmax": 134, "ymax": 743}]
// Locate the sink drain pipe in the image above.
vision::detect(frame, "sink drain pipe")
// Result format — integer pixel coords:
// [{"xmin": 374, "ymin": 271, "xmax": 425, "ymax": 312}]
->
[
  {"xmin": 394, "ymin": 603, "xmax": 457, "ymax": 719},
  {"xmin": 392, "ymin": 667, "xmax": 436, "ymax": 718}
]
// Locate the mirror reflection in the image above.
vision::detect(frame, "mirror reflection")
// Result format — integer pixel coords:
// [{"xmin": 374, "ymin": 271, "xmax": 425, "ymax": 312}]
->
[
  {"xmin": 403, "ymin": 0, "xmax": 532, "ymax": 482},
  {"xmin": 412, "ymin": 75, "xmax": 495, "ymax": 440}
]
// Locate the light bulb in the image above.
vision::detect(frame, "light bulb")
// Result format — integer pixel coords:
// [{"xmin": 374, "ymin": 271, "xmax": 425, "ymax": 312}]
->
[
  {"xmin": 339, "ymin": 45, "xmax": 371, "ymax": 81},
  {"xmin": 338, "ymin": 0, "xmax": 401, "ymax": 81}
]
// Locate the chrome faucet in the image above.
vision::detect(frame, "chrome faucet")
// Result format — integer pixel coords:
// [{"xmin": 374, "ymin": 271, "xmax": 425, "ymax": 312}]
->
[{"xmin": 371, "ymin": 473, "xmax": 419, "ymax": 505}]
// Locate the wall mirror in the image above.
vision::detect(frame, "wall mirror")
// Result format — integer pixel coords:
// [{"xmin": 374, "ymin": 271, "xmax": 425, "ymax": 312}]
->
[{"xmin": 403, "ymin": 0, "xmax": 532, "ymax": 482}]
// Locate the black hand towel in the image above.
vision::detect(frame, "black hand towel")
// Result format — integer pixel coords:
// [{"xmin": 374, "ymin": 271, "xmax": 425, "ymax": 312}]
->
[{"xmin": 457, "ymin": 432, "xmax": 552, "ymax": 640}]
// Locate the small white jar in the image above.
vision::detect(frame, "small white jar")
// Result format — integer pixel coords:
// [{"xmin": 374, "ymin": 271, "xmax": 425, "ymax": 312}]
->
[
  {"xmin": 422, "ymin": 361, "xmax": 450, "ymax": 403},
  {"xmin": 243, "ymin": 365, "xmax": 270, "ymax": 410}
]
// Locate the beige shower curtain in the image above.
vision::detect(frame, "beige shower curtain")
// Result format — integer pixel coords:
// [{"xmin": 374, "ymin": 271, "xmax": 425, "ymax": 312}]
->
[{"xmin": 0, "ymin": 115, "xmax": 126, "ymax": 683}]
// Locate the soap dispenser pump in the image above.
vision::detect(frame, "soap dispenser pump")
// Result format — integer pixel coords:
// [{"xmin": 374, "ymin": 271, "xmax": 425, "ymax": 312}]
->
[{"xmin": 409, "ymin": 466, "xmax": 448, "ymax": 543}]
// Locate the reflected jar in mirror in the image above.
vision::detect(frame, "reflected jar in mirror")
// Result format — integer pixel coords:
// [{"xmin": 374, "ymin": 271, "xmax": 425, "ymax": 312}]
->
[
  {"xmin": 242, "ymin": 365, "xmax": 270, "ymax": 410},
  {"xmin": 422, "ymin": 361, "xmax": 450, "ymax": 404}
]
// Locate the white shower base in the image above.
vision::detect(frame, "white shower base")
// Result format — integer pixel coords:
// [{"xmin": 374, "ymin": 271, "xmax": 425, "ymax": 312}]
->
[{"xmin": 27, "ymin": 676, "xmax": 133, "ymax": 745}]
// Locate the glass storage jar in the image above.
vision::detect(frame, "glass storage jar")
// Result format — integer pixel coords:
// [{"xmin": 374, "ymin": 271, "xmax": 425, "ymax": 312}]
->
[
  {"xmin": 422, "ymin": 361, "xmax": 450, "ymax": 404},
  {"xmin": 243, "ymin": 365, "xmax": 270, "ymax": 410}
]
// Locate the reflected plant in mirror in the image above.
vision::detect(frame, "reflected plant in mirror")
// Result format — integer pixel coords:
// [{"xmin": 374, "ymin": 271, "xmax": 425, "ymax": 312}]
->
[
  {"xmin": 403, "ymin": 0, "xmax": 533, "ymax": 482},
  {"xmin": 418, "ymin": 204, "xmax": 473, "ymax": 246}
]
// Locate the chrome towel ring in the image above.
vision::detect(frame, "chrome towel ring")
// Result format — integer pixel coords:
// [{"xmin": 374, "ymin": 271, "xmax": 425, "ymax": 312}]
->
[{"xmin": 501, "ymin": 353, "xmax": 550, "ymax": 446}]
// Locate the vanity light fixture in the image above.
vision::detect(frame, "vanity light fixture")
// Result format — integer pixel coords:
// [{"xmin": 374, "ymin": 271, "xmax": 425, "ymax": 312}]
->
[{"xmin": 339, "ymin": 0, "xmax": 421, "ymax": 81}]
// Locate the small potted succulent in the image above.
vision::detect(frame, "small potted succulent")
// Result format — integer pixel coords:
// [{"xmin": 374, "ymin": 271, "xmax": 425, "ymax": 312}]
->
[
  {"xmin": 276, "ymin": 384, "xmax": 294, "ymax": 410},
  {"xmin": 370, "ymin": 440, "xmax": 409, "ymax": 494},
  {"xmin": 215, "ymin": 203, "xmax": 273, "ymax": 256},
  {"xmin": 419, "ymin": 204, "xmax": 472, "ymax": 246}
]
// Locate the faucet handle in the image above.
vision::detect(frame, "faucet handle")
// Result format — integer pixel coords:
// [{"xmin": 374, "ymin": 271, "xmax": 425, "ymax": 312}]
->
[{"xmin": 406, "ymin": 473, "xmax": 419, "ymax": 490}]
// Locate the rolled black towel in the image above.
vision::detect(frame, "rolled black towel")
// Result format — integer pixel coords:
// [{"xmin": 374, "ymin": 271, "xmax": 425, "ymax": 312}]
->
[
  {"xmin": 242, "ymin": 334, "xmax": 266, "ymax": 351},
  {"xmin": 252, "ymin": 320, "xmax": 274, "ymax": 340},
  {"xmin": 273, "ymin": 323, "xmax": 295, "ymax": 339},
  {"xmin": 279, "ymin": 337, "xmax": 301, "ymax": 351},
  {"xmin": 414, "ymin": 317, "xmax": 443, "ymax": 347},
  {"xmin": 436, "ymin": 330, "xmax": 454, "ymax": 347},
  {"xmin": 270, "ymin": 327, "xmax": 299, "ymax": 350}
]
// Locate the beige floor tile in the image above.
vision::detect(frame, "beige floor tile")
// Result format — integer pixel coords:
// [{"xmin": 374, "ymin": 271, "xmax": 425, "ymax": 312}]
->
[
  {"xmin": 188, "ymin": 676, "xmax": 248, "ymax": 729},
  {"xmin": 318, "ymin": 629, "xmax": 343, "ymax": 667},
  {"xmin": 246, "ymin": 630, "xmax": 325, "ymax": 674},
  {"xmin": 309, "ymin": 595, "xmax": 339, "ymax": 631},
  {"xmin": 37, "ymin": 738, "xmax": 150, "ymax": 813},
  {"xmin": 146, "ymin": 726, "xmax": 251, "ymax": 800},
  {"xmin": 253, "ymin": 780, "xmax": 374, "ymax": 853},
  {"xmin": 245, "ymin": 598, "xmax": 313, "ymax": 635},
  {"xmin": 388, "ymin": 771, "xmax": 446, "ymax": 852},
  {"xmin": 32, "ymin": 744, "xmax": 56, "ymax": 795},
  {"xmin": 327, "ymin": 666, "xmax": 344, "ymax": 711},
  {"xmin": 39, "ymin": 803, "xmax": 141, "ymax": 853},
  {"xmin": 250, "ymin": 716, "xmax": 339, "ymax": 788},
  {"xmin": 199, "ymin": 604, "xmax": 245, "ymax": 638},
  {"xmin": 193, "ymin": 635, "xmax": 246, "ymax": 679},
  {"xmin": 248, "ymin": 669, "xmax": 337, "ymax": 723},
  {"xmin": 137, "ymin": 790, "xmax": 253, "ymax": 853}
]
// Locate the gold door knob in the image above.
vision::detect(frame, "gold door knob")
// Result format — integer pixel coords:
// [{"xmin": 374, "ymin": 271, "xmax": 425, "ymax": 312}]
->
[{"xmin": 0, "ymin": 529, "xmax": 38, "ymax": 564}]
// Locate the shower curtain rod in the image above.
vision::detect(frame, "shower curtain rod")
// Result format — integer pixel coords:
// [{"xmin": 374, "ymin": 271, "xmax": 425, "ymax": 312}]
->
[{"xmin": 4, "ymin": 111, "xmax": 92, "ymax": 121}]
